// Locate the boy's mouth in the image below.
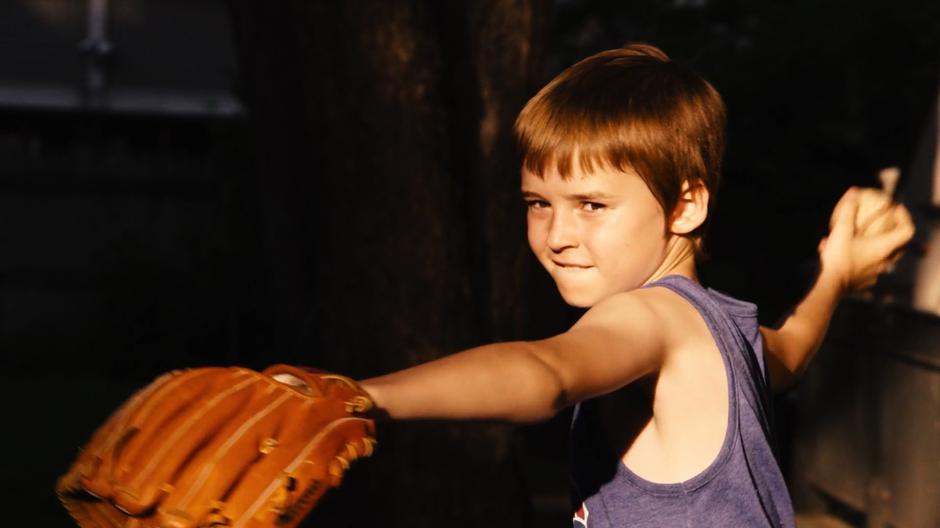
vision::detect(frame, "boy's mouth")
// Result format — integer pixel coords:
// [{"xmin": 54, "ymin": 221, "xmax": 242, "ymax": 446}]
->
[{"xmin": 552, "ymin": 260, "xmax": 592, "ymax": 269}]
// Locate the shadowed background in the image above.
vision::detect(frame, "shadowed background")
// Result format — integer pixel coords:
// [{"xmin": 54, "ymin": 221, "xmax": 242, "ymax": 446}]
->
[{"xmin": 1, "ymin": 0, "xmax": 938, "ymax": 526}]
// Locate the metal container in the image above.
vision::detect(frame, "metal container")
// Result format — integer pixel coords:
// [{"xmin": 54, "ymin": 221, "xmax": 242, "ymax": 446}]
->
[{"xmin": 792, "ymin": 299, "xmax": 940, "ymax": 527}]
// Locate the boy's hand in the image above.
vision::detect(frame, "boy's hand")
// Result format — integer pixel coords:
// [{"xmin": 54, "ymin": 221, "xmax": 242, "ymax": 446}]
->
[
  {"xmin": 763, "ymin": 187, "xmax": 914, "ymax": 390},
  {"xmin": 818, "ymin": 187, "xmax": 915, "ymax": 293}
]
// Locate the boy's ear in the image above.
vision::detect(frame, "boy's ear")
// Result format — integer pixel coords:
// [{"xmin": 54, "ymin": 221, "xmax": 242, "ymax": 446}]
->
[{"xmin": 669, "ymin": 180, "xmax": 709, "ymax": 235}]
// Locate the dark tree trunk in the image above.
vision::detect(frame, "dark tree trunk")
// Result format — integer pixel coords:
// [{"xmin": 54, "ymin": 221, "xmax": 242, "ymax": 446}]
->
[{"xmin": 225, "ymin": 1, "xmax": 552, "ymax": 525}]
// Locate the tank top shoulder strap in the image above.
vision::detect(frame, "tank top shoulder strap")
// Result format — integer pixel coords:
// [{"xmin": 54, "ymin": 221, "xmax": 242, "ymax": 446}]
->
[
  {"xmin": 642, "ymin": 275, "xmax": 776, "ymax": 445},
  {"xmin": 641, "ymin": 274, "xmax": 747, "ymax": 364}
]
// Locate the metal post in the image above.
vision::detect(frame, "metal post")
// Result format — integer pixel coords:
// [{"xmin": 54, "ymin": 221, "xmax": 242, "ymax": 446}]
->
[{"xmin": 79, "ymin": 0, "xmax": 113, "ymax": 106}]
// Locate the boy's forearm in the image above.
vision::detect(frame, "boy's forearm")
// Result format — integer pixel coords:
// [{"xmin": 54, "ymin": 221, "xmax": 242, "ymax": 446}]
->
[
  {"xmin": 359, "ymin": 341, "xmax": 566, "ymax": 424},
  {"xmin": 764, "ymin": 270, "xmax": 845, "ymax": 385}
]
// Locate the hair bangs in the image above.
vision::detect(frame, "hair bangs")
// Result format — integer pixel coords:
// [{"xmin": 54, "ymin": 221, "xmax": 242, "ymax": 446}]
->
[{"xmin": 517, "ymin": 107, "xmax": 652, "ymax": 180}]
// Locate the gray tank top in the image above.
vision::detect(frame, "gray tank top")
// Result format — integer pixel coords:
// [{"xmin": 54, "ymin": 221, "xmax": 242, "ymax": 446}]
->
[{"xmin": 570, "ymin": 275, "xmax": 795, "ymax": 527}]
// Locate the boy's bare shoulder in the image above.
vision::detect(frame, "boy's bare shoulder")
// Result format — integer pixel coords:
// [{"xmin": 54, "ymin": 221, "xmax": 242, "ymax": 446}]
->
[{"xmin": 573, "ymin": 284, "xmax": 705, "ymax": 352}]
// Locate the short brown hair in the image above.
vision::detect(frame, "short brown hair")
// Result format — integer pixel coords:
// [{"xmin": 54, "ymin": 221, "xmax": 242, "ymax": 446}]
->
[{"xmin": 513, "ymin": 43, "xmax": 725, "ymax": 237}]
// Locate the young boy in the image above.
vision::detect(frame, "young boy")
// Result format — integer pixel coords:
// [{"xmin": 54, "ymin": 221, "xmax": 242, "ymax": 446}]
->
[{"xmin": 358, "ymin": 44, "xmax": 914, "ymax": 526}]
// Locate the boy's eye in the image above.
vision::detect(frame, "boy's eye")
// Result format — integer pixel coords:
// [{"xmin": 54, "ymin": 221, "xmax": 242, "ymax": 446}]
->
[
  {"xmin": 525, "ymin": 199, "xmax": 550, "ymax": 210},
  {"xmin": 581, "ymin": 201, "xmax": 607, "ymax": 212}
]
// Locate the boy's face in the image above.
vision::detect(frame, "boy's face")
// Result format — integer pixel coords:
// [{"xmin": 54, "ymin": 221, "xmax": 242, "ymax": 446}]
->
[{"xmin": 522, "ymin": 164, "xmax": 670, "ymax": 307}]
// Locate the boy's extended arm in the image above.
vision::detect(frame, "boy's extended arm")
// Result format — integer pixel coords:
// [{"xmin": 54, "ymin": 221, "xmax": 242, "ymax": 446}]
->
[
  {"xmin": 760, "ymin": 273, "xmax": 843, "ymax": 390},
  {"xmin": 359, "ymin": 291, "xmax": 668, "ymax": 423},
  {"xmin": 761, "ymin": 188, "xmax": 914, "ymax": 391}
]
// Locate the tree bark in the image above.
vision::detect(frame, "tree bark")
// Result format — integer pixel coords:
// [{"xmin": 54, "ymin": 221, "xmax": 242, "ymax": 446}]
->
[{"xmin": 226, "ymin": 1, "xmax": 552, "ymax": 525}]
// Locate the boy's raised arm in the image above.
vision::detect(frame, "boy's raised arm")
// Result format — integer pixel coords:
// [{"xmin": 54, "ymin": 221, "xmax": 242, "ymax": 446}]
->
[
  {"xmin": 360, "ymin": 290, "xmax": 668, "ymax": 423},
  {"xmin": 760, "ymin": 273, "xmax": 843, "ymax": 391},
  {"xmin": 761, "ymin": 188, "xmax": 915, "ymax": 391}
]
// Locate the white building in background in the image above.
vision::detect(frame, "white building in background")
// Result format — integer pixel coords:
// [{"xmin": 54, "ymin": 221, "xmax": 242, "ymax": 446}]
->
[{"xmin": 899, "ymin": 79, "xmax": 940, "ymax": 314}]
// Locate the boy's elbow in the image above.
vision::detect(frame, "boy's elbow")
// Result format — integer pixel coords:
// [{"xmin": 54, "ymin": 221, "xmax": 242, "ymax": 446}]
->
[
  {"xmin": 761, "ymin": 326, "xmax": 808, "ymax": 391},
  {"xmin": 508, "ymin": 343, "xmax": 573, "ymax": 423},
  {"xmin": 507, "ymin": 388, "xmax": 570, "ymax": 424}
]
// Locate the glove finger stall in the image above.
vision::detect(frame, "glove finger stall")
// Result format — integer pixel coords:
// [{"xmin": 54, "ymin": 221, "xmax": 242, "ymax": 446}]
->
[
  {"xmin": 217, "ymin": 412, "xmax": 375, "ymax": 527},
  {"xmin": 110, "ymin": 369, "xmax": 262, "ymax": 515},
  {"xmin": 155, "ymin": 384, "xmax": 309, "ymax": 526},
  {"xmin": 58, "ymin": 370, "xmax": 181, "ymax": 498}
]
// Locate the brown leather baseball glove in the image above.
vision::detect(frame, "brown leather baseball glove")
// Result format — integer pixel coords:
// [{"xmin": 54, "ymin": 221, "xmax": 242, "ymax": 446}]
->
[{"xmin": 57, "ymin": 365, "xmax": 376, "ymax": 528}]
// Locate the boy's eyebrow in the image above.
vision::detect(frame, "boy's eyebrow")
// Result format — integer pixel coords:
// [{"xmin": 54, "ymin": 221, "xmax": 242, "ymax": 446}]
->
[
  {"xmin": 520, "ymin": 190, "xmax": 617, "ymax": 200},
  {"xmin": 567, "ymin": 191, "xmax": 616, "ymax": 201}
]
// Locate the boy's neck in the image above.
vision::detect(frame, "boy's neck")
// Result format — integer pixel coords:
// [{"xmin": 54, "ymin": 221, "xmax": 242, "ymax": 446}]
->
[{"xmin": 645, "ymin": 236, "xmax": 699, "ymax": 285}]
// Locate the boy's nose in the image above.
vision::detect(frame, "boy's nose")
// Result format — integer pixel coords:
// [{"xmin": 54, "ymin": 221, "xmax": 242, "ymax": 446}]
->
[{"xmin": 546, "ymin": 212, "xmax": 578, "ymax": 252}]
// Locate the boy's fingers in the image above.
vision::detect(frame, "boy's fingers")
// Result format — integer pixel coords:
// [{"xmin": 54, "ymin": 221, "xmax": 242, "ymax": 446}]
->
[
  {"xmin": 830, "ymin": 187, "xmax": 859, "ymax": 237},
  {"xmin": 893, "ymin": 203, "xmax": 915, "ymax": 234},
  {"xmin": 872, "ymin": 204, "xmax": 916, "ymax": 257}
]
